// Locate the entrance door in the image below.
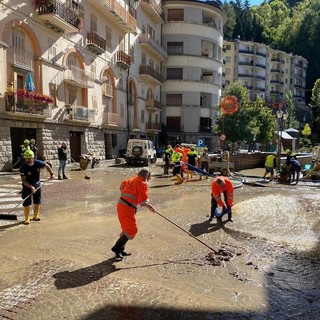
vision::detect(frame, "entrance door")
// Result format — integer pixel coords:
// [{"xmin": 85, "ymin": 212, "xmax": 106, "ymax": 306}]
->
[
  {"xmin": 11, "ymin": 127, "xmax": 36, "ymax": 165},
  {"xmin": 69, "ymin": 131, "xmax": 82, "ymax": 162}
]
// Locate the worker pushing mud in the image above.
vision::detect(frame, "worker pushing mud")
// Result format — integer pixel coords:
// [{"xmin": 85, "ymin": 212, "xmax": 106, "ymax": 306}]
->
[{"xmin": 111, "ymin": 168, "xmax": 156, "ymax": 261}]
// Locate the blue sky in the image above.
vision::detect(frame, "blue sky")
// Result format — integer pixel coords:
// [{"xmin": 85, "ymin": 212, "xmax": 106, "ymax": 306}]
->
[{"xmin": 248, "ymin": 0, "xmax": 265, "ymax": 6}]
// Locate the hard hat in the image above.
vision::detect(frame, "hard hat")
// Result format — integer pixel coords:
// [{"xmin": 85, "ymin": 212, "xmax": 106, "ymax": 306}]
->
[
  {"xmin": 24, "ymin": 150, "xmax": 34, "ymax": 159},
  {"xmin": 167, "ymin": 145, "xmax": 172, "ymax": 149},
  {"xmin": 190, "ymin": 147, "xmax": 195, "ymax": 151},
  {"xmin": 204, "ymin": 147, "xmax": 208, "ymax": 151},
  {"xmin": 285, "ymin": 149, "xmax": 291, "ymax": 154},
  {"xmin": 30, "ymin": 139, "xmax": 35, "ymax": 144},
  {"xmin": 24, "ymin": 139, "xmax": 30, "ymax": 144}
]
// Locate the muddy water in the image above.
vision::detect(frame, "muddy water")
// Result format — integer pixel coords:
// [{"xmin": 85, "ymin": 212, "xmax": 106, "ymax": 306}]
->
[{"xmin": 0, "ymin": 163, "xmax": 320, "ymax": 319}]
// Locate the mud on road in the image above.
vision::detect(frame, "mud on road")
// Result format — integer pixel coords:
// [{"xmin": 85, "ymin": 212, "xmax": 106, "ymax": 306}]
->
[{"xmin": 0, "ymin": 162, "xmax": 320, "ymax": 320}]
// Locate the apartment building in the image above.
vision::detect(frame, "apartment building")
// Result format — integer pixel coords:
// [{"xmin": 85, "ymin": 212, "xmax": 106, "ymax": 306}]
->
[
  {"xmin": 0, "ymin": 0, "xmax": 165, "ymax": 170},
  {"xmin": 161, "ymin": 0, "xmax": 226, "ymax": 147},
  {"xmin": 222, "ymin": 40, "xmax": 308, "ymax": 120}
]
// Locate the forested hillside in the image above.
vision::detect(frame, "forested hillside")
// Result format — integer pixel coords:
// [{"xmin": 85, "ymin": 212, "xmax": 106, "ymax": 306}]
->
[{"xmin": 223, "ymin": 0, "xmax": 320, "ymax": 101}]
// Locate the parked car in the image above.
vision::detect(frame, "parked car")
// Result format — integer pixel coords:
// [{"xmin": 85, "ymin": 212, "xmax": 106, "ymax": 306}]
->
[{"xmin": 125, "ymin": 139, "xmax": 157, "ymax": 166}]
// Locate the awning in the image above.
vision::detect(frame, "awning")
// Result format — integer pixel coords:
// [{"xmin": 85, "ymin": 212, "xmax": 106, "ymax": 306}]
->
[{"xmin": 276, "ymin": 131, "xmax": 294, "ymax": 140}]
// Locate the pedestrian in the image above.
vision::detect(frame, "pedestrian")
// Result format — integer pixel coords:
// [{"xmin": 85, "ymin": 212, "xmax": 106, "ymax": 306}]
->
[
  {"xmin": 285, "ymin": 149, "xmax": 297, "ymax": 166},
  {"xmin": 111, "ymin": 168, "xmax": 156, "ymax": 261},
  {"xmin": 20, "ymin": 149, "xmax": 54, "ymax": 225},
  {"xmin": 30, "ymin": 139, "xmax": 38, "ymax": 159},
  {"xmin": 186, "ymin": 146, "xmax": 199, "ymax": 180},
  {"xmin": 262, "ymin": 152, "xmax": 277, "ymax": 181},
  {"xmin": 288, "ymin": 158, "xmax": 301, "ymax": 183},
  {"xmin": 199, "ymin": 147, "xmax": 210, "ymax": 179},
  {"xmin": 163, "ymin": 145, "xmax": 173, "ymax": 175},
  {"xmin": 16, "ymin": 139, "xmax": 30, "ymax": 168},
  {"xmin": 57, "ymin": 142, "xmax": 68, "ymax": 180},
  {"xmin": 209, "ymin": 176, "xmax": 234, "ymax": 223}
]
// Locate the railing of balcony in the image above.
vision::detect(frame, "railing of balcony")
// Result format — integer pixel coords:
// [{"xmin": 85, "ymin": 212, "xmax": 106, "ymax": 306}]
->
[
  {"xmin": 139, "ymin": 33, "xmax": 167, "ymax": 59},
  {"xmin": 116, "ymin": 50, "xmax": 131, "ymax": 66},
  {"xmin": 64, "ymin": 65, "xmax": 94, "ymax": 87},
  {"xmin": 71, "ymin": 105, "xmax": 95, "ymax": 122},
  {"xmin": 5, "ymin": 92, "xmax": 52, "ymax": 117},
  {"xmin": 139, "ymin": 66, "xmax": 163, "ymax": 83},
  {"xmin": 146, "ymin": 98, "xmax": 163, "ymax": 110},
  {"xmin": 239, "ymin": 49, "xmax": 254, "ymax": 54},
  {"xmin": 146, "ymin": 122, "xmax": 161, "ymax": 130},
  {"xmin": 87, "ymin": 32, "xmax": 107, "ymax": 50},
  {"xmin": 9, "ymin": 48, "xmax": 34, "ymax": 71},
  {"xmin": 141, "ymin": 0, "xmax": 163, "ymax": 16},
  {"xmin": 35, "ymin": 0, "xmax": 80, "ymax": 29}
]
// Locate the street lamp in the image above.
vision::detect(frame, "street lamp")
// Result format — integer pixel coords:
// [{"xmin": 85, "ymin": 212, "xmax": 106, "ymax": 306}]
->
[{"xmin": 276, "ymin": 109, "xmax": 288, "ymax": 172}]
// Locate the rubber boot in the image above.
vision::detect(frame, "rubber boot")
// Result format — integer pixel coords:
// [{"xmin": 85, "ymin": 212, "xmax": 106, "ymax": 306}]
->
[
  {"xmin": 175, "ymin": 174, "xmax": 183, "ymax": 185},
  {"xmin": 33, "ymin": 204, "xmax": 41, "ymax": 221},
  {"xmin": 111, "ymin": 234, "xmax": 129, "ymax": 261},
  {"xmin": 58, "ymin": 175, "xmax": 62, "ymax": 180},
  {"xmin": 24, "ymin": 206, "xmax": 30, "ymax": 225},
  {"xmin": 228, "ymin": 213, "xmax": 233, "ymax": 222},
  {"xmin": 63, "ymin": 174, "xmax": 68, "ymax": 179}
]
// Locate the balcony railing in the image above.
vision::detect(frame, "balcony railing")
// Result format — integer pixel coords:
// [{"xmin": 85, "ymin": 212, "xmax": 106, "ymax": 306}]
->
[
  {"xmin": 63, "ymin": 65, "xmax": 94, "ymax": 88},
  {"xmin": 5, "ymin": 92, "xmax": 52, "ymax": 117},
  {"xmin": 146, "ymin": 98, "xmax": 163, "ymax": 111},
  {"xmin": 115, "ymin": 50, "xmax": 131, "ymax": 69},
  {"xmin": 139, "ymin": 65, "xmax": 163, "ymax": 84},
  {"xmin": 35, "ymin": 0, "xmax": 80, "ymax": 33},
  {"xmin": 65, "ymin": 105, "xmax": 95, "ymax": 122},
  {"xmin": 139, "ymin": 33, "xmax": 167, "ymax": 61},
  {"xmin": 146, "ymin": 122, "xmax": 161, "ymax": 130},
  {"xmin": 86, "ymin": 31, "xmax": 106, "ymax": 54},
  {"xmin": 140, "ymin": 0, "xmax": 164, "ymax": 23},
  {"xmin": 102, "ymin": 112, "xmax": 119, "ymax": 126}
]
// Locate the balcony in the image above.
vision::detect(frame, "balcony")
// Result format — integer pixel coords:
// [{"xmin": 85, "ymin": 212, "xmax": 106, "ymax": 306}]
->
[
  {"xmin": 239, "ymin": 49, "xmax": 254, "ymax": 55},
  {"xmin": 35, "ymin": 0, "xmax": 80, "ymax": 33},
  {"xmin": 63, "ymin": 65, "xmax": 94, "ymax": 88},
  {"xmin": 139, "ymin": 33, "xmax": 167, "ymax": 61},
  {"xmin": 102, "ymin": 112, "xmax": 119, "ymax": 126},
  {"xmin": 115, "ymin": 51, "xmax": 131, "ymax": 69},
  {"xmin": 139, "ymin": 65, "xmax": 163, "ymax": 85},
  {"xmin": 93, "ymin": 0, "xmax": 137, "ymax": 33},
  {"xmin": 65, "ymin": 105, "xmax": 95, "ymax": 122},
  {"xmin": 146, "ymin": 98, "xmax": 163, "ymax": 111},
  {"xmin": 102, "ymin": 83, "xmax": 113, "ymax": 97},
  {"xmin": 238, "ymin": 73, "xmax": 254, "ymax": 78},
  {"xmin": 146, "ymin": 122, "xmax": 161, "ymax": 130},
  {"xmin": 5, "ymin": 92, "xmax": 52, "ymax": 118},
  {"xmin": 9, "ymin": 48, "xmax": 34, "ymax": 71},
  {"xmin": 140, "ymin": 0, "xmax": 164, "ymax": 23},
  {"xmin": 86, "ymin": 32, "xmax": 106, "ymax": 54}
]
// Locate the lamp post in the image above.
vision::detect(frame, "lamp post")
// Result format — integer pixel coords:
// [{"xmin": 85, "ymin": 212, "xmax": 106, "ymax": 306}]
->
[{"xmin": 276, "ymin": 109, "xmax": 288, "ymax": 172}]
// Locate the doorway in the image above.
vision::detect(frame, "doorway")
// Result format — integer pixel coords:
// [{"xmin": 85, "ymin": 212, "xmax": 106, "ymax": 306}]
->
[{"xmin": 69, "ymin": 131, "xmax": 82, "ymax": 162}]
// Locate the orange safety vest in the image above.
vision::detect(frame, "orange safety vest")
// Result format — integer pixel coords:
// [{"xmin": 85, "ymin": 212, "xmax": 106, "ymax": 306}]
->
[{"xmin": 211, "ymin": 177, "xmax": 234, "ymax": 207}]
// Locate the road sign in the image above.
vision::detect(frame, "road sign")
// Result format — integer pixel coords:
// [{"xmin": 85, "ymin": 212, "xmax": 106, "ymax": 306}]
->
[
  {"xmin": 220, "ymin": 134, "xmax": 226, "ymax": 141},
  {"xmin": 197, "ymin": 139, "xmax": 205, "ymax": 147}
]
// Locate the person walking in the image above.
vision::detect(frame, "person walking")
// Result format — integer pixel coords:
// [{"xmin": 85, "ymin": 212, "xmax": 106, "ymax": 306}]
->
[
  {"xmin": 111, "ymin": 168, "xmax": 156, "ymax": 261},
  {"xmin": 209, "ymin": 176, "xmax": 234, "ymax": 223},
  {"xmin": 199, "ymin": 147, "xmax": 210, "ymax": 179},
  {"xmin": 20, "ymin": 149, "xmax": 54, "ymax": 225},
  {"xmin": 163, "ymin": 145, "xmax": 173, "ymax": 175},
  {"xmin": 262, "ymin": 152, "xmax": 277, "ymax": 181},
  {"xmin": 186, "ymin": 147, "xmax": 199, "ymax": 180},
  {"xmin": 57, "ymin": 142, "xmax": 68, "ymax": 180},
  {"xmin": 29, "ymin": 139, "xmax": 38, "ymax": 159}
]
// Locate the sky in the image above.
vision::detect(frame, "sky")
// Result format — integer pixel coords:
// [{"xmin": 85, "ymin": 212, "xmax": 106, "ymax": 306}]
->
[{"xmin": 248, "ymin": 0, "xmax": 265, "ymax": 6}]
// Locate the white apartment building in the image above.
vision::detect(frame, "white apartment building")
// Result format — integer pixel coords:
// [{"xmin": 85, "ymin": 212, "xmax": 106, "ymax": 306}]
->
[
  {"xmin": 222, "ymin": 40, "xmax": 308, "ymax": 120},
  {"xmin": 161, "ymin": 0, "xmax": 226, "ymax": 147},
  {"xmin": 0, "ymin": 0, "xmax": 165, "ymax": 170}
]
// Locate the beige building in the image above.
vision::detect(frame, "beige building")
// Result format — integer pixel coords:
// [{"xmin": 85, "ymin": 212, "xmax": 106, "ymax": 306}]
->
[
  {"xmin": 0, "ymin": 0, "xmax": 165, "ymax": 170},
  {"xmin": 222, "ymin": 40, "xmax": 308, "ymax": 116},
  {"xmin": 161, "ymin": 0, "xmax": 226, "ymax": 147}
]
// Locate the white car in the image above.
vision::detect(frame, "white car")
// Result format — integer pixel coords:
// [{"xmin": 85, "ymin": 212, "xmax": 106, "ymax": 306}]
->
[{"xmin": 125, "ymin": 139, "xmax": 157, "ymax": 166}]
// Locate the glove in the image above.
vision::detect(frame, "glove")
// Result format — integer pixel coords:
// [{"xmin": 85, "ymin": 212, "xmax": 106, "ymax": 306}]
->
[{"xmin": 222, "ymin": 207, "xmax": 230, "ymax": 214}]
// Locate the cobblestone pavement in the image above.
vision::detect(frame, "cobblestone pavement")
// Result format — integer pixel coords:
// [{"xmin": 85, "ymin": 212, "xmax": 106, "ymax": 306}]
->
[{"xmin": 0, "ymin": 161, "xmax": 319, "ymax": 319}]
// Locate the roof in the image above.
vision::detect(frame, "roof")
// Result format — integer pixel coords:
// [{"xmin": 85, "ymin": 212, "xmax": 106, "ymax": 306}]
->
[
  {"xmin": 276, "ymin": 131, "xmax": 295, "ymax": 139},
  {"xmin": 284, "ymin": 128, "xmax": 299, "ymax": 133}
]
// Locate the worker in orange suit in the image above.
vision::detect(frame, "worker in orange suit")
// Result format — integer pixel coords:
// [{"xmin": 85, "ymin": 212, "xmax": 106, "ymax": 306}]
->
[
  {"xmin": 111, "ymin": 168, "xmax": 156, "ymax": 261},
  {"xmin": 209, "ymin": 176, "xmax": 234, "ymax": 223}
]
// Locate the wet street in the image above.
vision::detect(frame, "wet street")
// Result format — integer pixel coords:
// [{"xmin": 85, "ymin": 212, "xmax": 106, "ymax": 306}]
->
[{"xmin": 0, "ymin": 161, "xmax": 320, "ymax": 320}]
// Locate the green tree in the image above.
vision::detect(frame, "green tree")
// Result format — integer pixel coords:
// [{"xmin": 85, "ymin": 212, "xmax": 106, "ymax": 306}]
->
[
  {"xmin": 310, "ymin": 78, "xmax": 320, "ymax": 139},
  {"xmin": 285, "ymin": 91, "xmax": 299, "ymax": 129}
]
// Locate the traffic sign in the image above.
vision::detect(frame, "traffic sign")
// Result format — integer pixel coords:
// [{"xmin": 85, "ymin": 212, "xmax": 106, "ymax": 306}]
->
[
  {"xmin": 220, "ymin": 134, "xmax": 226, "ymax": 141},
  {"xmin": 197, "ymin": 139, "xmax": 205, "ymax": 147}
]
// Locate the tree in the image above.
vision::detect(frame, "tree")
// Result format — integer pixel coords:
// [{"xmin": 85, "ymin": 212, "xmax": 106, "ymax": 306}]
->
[
  {"xmin": 285, "ymin": 91, "xmax": 299, "ymax": 129},
  {"xmin": 310, "ymin": 78, "xmax": 320, "ymax": 139}
]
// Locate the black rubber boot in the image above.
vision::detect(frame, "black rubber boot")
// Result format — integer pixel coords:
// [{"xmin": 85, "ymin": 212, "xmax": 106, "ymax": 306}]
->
[
  {"xmin": 228, "ymin": 213, "xmax": 233, "ymax": 222},
  {"xmin": 63, "ymin": 174, "xmax": 68, "ymax": 179},
  {"xmin": 111, "ymin": 234, "xmax": 128, "ymax": 261}
]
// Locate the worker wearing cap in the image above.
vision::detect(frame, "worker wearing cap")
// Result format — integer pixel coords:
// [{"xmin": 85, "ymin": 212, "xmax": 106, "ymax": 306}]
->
[
  {"xmin": 262, "ymin": 152, "xmax": 278, "ymax": 181},
  {"xmin": 285, "ymin": 149, "xmax": 297, "ymax": 166},
  {"xmin": 20, "ymin": 149, "xmax": 54, "ymax": 224},
  {"xmin": 16, "ymin": 139, "xmax": 31, "ymax": 168}
]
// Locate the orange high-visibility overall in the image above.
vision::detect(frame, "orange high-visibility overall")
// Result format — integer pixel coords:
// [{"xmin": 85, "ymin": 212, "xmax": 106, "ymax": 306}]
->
[
  {"xmin": 211, "ymin": 177, "xmax": 234, "ymax": 207},
  {"xmin": 117, "ymin": 176, "xmax": 150, "ymax": 239}
]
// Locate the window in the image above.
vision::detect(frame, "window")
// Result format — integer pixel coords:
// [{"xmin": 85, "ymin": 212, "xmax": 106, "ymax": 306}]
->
[
  {"xmin": 106, "ymin": 26, "xmax": 112, "ymax": 48},
  {"xmin": 142, "ymin": 52, "xmax": 147, "ymax": 65},
  {"xmin": 166, "ymin": 94, "xmax": 182, "ymax": 106},
  {"xmin": 167, "ymin": 9, "xmax": 183, "ymax": 21},
  {"xmin": 167, "ymin": 68, "xmax": 183, "ymax": 80},
  {"xmin": 111, "ymin": 134, "xmax": 117, "ymax": 148},
  {"xmin": 200, "ymin": 117, "xmax": 211, "ymax": 132},
  {"xmin": 226, "ymin": 56, "xmax": 231, "ymax": 62},
  {"xmin": 226, "ymin": 68, "xmax": 230, "ymax": 74},
  {"xmin": 141, "ymin": 110, "xmax": 145, "ymax": 123},
  {"xmin": 48, "ymin": 38, "xmax": 56, "ymax": 58},
  {"xmin": 167, "ymin": 117, "xmax": 181, "ymax": 132},
  {"xmin": 90, "ymin": 14, "xmax": 97, "ymax": 32},
  {"xmin": 147, "ymin": 25, "xmax": 155, "ymax": 39},
  {"xmin": 167, "ymin": 42, "xmax": 183, "ymax": 55}
]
